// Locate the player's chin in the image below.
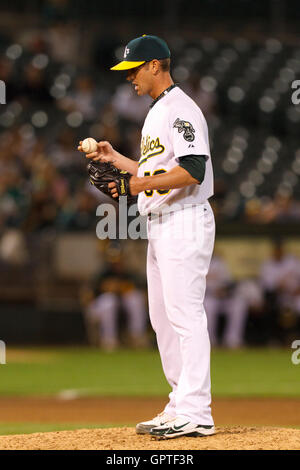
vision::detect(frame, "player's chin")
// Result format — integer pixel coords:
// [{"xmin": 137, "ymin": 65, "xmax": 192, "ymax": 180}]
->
[{"xmin": 135, "ymin": 87, "xmax": 145, "ymax": 96}]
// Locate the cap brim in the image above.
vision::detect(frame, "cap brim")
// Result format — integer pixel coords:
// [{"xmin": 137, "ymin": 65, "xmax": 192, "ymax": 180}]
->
[{"xmin": 110, "ymin": 61, "xmax": 145, "ymax": 71}]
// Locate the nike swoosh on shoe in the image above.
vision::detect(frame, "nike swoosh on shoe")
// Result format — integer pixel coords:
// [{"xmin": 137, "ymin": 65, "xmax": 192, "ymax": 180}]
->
[{"xmin": 173, "ymin": 422, "xmax": 190, "ymax": 431}]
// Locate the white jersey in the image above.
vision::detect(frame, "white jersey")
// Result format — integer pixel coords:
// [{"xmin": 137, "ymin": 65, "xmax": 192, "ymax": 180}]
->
[{"xmin": 137, "ymin": 86, "xmax": 214, "ymax": 216}]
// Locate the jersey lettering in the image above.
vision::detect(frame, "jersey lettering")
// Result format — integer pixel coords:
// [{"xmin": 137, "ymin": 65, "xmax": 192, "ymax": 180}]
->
[
  {"xmin": 139, "ymin": 135, "xmax": 165, "ymax": 167},
  {"xmin": 143, "ymin": 169, "xmax": 171, "ymax": 197},
  {"xmin": 144, "ymin": 171, "xmax": 153, "ymax": 197}
]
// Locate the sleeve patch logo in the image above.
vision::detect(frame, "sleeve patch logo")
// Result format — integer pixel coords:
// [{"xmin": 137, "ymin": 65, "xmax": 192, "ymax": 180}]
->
[{"xmin": 173, "ymin": 118, "xmax": 195, "ymax": 142}]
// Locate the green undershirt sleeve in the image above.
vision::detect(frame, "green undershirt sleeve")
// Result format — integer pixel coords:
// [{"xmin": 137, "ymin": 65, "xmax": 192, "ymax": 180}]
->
[{"xmin": 178, "ymin": 154, "xmax": 207, "ymax": 184}]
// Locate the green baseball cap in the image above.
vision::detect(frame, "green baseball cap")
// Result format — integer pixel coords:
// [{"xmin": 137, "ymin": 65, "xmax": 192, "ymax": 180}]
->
[{"xmin": 110, "ymin": 34, "xmax": 170, "ymax": 71}]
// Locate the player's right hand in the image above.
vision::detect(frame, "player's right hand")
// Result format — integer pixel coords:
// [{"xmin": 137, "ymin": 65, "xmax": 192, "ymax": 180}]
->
[{"xmin": 77, "ymin": 140, "xmax": 117, "ymax": 164}]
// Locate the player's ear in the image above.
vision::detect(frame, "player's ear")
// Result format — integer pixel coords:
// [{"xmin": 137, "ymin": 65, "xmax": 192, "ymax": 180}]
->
[{"xmin": 151, "ymin": 60, "xmax": 160, "ymax": 75}]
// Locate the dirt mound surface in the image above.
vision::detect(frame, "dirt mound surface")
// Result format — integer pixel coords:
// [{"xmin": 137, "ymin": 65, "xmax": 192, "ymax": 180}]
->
[{"xmin": 0, "ymin": 426, "xmax": 299, "ymax": 450}]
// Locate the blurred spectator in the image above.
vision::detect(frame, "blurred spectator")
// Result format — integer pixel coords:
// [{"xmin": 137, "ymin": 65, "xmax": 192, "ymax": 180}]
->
[
  {"xmin": 236, "ymin": 279, "xmax": 266, "ymax": 346},
  {"xmin": 259, "ymin": 240, "xmax": 300, "ymax": 344},
  {"xmin": 57, "ymin": 187, "xmax": 98, "ymax": 230},
  {"xmin": 89, "ymin": 104, "xmax": 132, "ymax": 156},
  {"xmin": 48, "ymin": 128, "xmax": 82, "ymax": 169},
  {"xmin": 0, "ymin": 229, "xmax": 29, "ymax": 266},
  {"xmin": 16, "ymin": 63, "xmax": 53, "ymax": 104},
  {"xmin": 259, "ymin": 193, "xmax": 300, "ymax": 224},
  {"xmin": 205, "ymin": 254, "xmax": 264, "ymax": 348},
  {"xmin": 45, "ymin": 21, "xmax": 80, "ymax": 63},
  {"xmin": 81, "ymin": 248, "xmax": 148, "ymax": 350},
  {"xmin": 1, "ymin": 22, "xmax": 300, "ymax": 347},
  {"xmin": 58, "ymin": 75, "xmax": 109, "ymax": 120},
  {"xmin": 1, "ymin": 33, "xmax": 300, "ymax": 231},
  {"xmin": 181, "ymin": 72, "xmax": 217, "ymax": 119},
  {"xmin": 111, "ymin": 83, "xmax": 151, "ymax": 125}
]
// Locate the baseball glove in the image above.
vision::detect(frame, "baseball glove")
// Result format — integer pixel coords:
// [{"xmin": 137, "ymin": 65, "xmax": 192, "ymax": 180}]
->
[{"xmin": 87, "ymin": 161, "xmax": 137, "ymax": 205}]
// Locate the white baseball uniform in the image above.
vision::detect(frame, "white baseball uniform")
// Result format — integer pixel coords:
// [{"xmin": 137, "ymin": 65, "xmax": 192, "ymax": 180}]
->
[{"xmin": 137, "ymin": 85, "xmax": 215, "ymax": 425}]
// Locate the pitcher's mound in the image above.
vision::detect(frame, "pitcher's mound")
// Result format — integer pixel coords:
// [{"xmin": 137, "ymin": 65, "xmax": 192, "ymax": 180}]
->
[{"xmin": 0, "ymin": 426, "xmax": 299, "ymax": 450}]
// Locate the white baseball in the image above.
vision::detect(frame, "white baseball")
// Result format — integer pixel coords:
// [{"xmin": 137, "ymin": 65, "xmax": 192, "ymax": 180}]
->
[{"xmin": 81, "ymin": 137, "xmax": 98, "ymax": 153}]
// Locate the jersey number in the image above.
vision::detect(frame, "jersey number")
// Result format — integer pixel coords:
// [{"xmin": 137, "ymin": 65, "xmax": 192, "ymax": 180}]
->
[{"xmin": 144, "ymin": 169, "xmax": 170, "ymax": 197}]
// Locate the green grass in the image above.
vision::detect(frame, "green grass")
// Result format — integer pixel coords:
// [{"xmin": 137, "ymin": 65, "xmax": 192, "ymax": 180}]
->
[
  {"xmin": 0, "ymin": 348, "xmax": 167, "ymax": 396},
  {"xmin": 0, "ymin": 347, "xmax": 299, "ymax": 398},
  {"xmin": 0, "ymin": 422, "xmax": 129, "ymax": 436},
  {"xmin": 211, "ymin": 348, "xmax": 300, "ymax": 397}
]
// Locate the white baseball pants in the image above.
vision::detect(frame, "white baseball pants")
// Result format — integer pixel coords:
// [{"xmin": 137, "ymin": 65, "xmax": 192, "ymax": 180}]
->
[{"xmin": 146, "ymin": 201, "xmax": 215, "ymax": 425}]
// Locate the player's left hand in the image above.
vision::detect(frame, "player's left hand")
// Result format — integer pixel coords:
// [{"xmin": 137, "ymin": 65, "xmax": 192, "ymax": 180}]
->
[
  {"xmin": 86, "ymin": 161, "xmax": 137, "ymax": 205},
  {"xmin": 108, "ymin": 176, "xmax": 141, "ymax": 197}
]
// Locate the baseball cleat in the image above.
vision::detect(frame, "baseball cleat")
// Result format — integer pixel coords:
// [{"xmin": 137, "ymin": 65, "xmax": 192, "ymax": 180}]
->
[
  {"xmin": 136, "ymin": 412, "xmax": 174, "ymax": 435},
  {"xmin": 149, "ymin": 415, "xmax": 215, "ymax": 440}
]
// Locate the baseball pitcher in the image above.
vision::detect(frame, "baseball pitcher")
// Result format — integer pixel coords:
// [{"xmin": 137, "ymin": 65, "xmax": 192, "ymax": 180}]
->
[{"xmin": 78, "ymin": 34, "xmax": 215, "ymax": 440}]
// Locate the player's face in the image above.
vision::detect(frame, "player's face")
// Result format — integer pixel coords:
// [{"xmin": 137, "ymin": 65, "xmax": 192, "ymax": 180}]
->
[{"xmin": 126, "ymin": 62, "xmax": 153, "ymax": 96}]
